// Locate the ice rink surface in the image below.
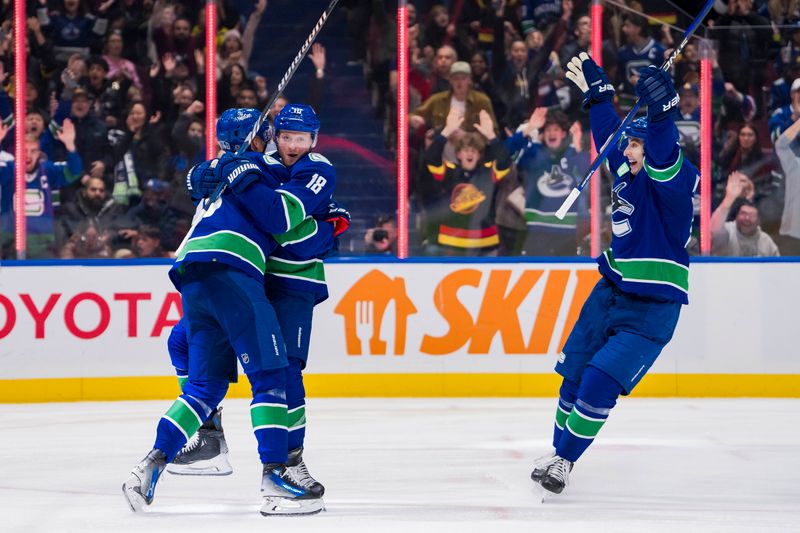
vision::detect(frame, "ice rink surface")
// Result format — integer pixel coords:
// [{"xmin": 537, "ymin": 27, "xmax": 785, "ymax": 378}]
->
[{"xmin": 3, "ymin": 397, "xmax": 799, "ymax": 533}]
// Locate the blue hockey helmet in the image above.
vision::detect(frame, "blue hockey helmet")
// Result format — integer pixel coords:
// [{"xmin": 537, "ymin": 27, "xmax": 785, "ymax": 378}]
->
[
  {"xmin": 624, "ymin": 117, "xmax": 647, "ymax": 141},
  {"xmin": 216, "ymin": 107, "xmax": 271, "ymax": 152},
  {"xmin": 274, "ymin": 103, "xmax": 320, "ymax": 147}
]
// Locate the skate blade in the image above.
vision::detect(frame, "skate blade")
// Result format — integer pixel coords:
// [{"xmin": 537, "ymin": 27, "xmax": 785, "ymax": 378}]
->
[
  {"xmin": 167, "ymin": 456, "xmax": 233, "ymax": 476},
  {"xmin": 122, "ymin": 482, "xmax": 147, "ymax": 513},
  {"xmin": 260, "ymin": 496, "xmax": 325, "ymax": 516}
]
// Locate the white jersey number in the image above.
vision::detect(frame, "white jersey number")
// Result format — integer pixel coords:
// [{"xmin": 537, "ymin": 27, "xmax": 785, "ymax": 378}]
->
[{"xmin": 306, "ymin": 173, "xmax": 327, "ymax": 194}]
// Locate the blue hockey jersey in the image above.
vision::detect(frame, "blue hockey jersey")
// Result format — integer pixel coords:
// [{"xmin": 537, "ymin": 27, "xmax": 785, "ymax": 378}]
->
[
  {"xmin": 0, "ymin": 152, "xmax": 82, "ymax": 235},
  {"xmin": 505, "ymin": 132, "xmax": 589, "ymax": 233},
  {"xmin": 617, "ymin": 38, "xmax": 666, "ymax": 106},
  {"xmin": 590, "ymin": 101, "xmax": 698, "ymax": 304},
  {"xmin": 174, "ymin": 150, "xmax": 336, "ymax": 302},
  {"xmin": 266, "ymin": 151, "xmax": 338, "ymax": 304}
]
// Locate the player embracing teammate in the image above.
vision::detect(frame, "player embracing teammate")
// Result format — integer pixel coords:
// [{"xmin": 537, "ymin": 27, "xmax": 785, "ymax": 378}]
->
[
  {"xmin": 122, "ymin": 104, "xmax": 348, "ymax": 516},
  {"xmin": 530, "ymin": 52, "xmax": 698, "ymax": 496}
]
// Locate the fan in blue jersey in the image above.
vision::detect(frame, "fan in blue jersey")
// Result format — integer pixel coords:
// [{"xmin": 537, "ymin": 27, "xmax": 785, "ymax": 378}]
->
[
  {"xmin": 529, "ymin": 52, "xmax": 698, "ymax": 496},
  {"xmin": 505, "ymin": 107, "xmax": 589, "ymax": 256},
  {"xmin": 0, "ymin": 120, "xmax": 83, "ymax": 258},
  {"xmin": 122, "ymin": 107, "xmax": 344, "ymax": 517}
]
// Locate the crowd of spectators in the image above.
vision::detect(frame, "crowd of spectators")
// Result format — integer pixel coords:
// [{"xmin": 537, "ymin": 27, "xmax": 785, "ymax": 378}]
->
[
  {"xmin": 0, "ymin": 0, "xmax": 331, "ymax": 259},
  {"xmin": 0, "ymin": 0, "xmax": 798, "ymax": 259},
  {"xmin": 405, "ymin": 0, "xmax": 800, "ymax": 257}
]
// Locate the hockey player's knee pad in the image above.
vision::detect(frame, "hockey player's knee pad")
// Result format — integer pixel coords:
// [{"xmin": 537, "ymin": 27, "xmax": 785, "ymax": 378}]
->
[
  {"xmin": 578, "ymin": 366, "xmax": 623, "ymax": 410},
  {"xmin": 182, "ymin": 379, "xmax": 229, "ymax": 408},
  {"xmin": 248, "ymin": 369, "xmax": 287, "ymax": 398},
  {"xmin": 167, "ymin": 320, "xmax": 189, "ymax": 372}
]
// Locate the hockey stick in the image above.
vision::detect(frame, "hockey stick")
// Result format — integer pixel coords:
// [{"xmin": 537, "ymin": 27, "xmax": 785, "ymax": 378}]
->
[
  {"xmin": 175, "ymin": 0, "xmax": 340, "ymax": 255},
  {"xmin": 554, "ymin": 0, "xmax": 714, "ymax": 221}
]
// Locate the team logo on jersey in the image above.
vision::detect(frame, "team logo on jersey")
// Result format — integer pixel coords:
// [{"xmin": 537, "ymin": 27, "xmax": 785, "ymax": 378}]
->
[
  {"xmin": 449, "ymin": 183, "xmax": 486, "ymax": 214},
  {"xmin": 537, "ymin": 165, "xmax": 575, "ymax": 198},
  {"xmin": 611, "ymin": 182, "xmax": 634, "ymax": 237},
  {"xmin": 24, "ymin": 190, "xmax": 46, "ymax": 216}
]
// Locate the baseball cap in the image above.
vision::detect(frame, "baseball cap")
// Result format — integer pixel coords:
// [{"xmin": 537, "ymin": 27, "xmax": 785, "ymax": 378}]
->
[
  {"xmin": 679, "ymin": 83, "xmax": 699, "ymax": 96},
  {"xmin": 450, "ymin": 61, "xmax": 471, "ymax": 77},
  {"xmin": 791, "ymin": 78, "xmax": 800, "ymax": 92}
]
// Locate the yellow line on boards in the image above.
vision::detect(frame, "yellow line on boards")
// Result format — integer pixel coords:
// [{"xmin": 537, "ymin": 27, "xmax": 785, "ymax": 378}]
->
[{"xmin": 0, "ymin": 374, "xmax": 798, "ymax": 403}]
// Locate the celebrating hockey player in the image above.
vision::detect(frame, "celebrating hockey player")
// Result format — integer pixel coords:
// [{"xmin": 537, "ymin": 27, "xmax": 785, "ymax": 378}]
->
[
  {"xmin": 122, "ymin": 106, "xmax": 341, "ymax": 516},
  {"xmin": 530, "ymin": 52, "xmax": 698, "ymax": 496},
  {"xmin": 163, "ymin": 107, "xmax": 346, "ymax": 510}
]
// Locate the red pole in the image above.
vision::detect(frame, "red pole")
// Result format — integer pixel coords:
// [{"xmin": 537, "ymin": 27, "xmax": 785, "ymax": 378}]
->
[
  {"xmin": 206, "ymin": 1, "xmax": 217, "ymax": 159},
  {"xmin": 699, "ymin": 42, "xmax": 712, "ymax": 255},
  {"xmin": 590, "ymin": 0, "xmax": 602, "ymax": 258},
  {"xmin": 397, "ymin": 0, "xmax": 409, "ymax": 259},
  {"xmin": 14, "ymin": 0, "xmax": 26, "ymax": 259}
]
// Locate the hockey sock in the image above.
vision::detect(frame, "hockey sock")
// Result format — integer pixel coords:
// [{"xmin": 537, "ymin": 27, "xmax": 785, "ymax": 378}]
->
[
  {"xmin": 155, "ymin": 379, "xmax": 228, "ymax": 461},
  {"xmin": 249, "ymin": 369, "xmax": 289, "ymax": 464},
  {"xmin": 553, "ymin": 378, "xmax": 579, "ymax": 448},
  {"xmin": 555, "ymin": 366, "xmax": 622, "ymax": 463},
  {"xmin": 286, "ymin": 358, "xmax": 307, "ymax": 451}
]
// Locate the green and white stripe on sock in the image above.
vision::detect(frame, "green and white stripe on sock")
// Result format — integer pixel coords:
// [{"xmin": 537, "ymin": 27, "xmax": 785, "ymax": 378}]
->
[
  {"xmin": 251, "ymin": 402, "xmax": 288, "ymax": 431},
  {"xmin": 555, "ymin": 403, "xmax": 571, "ymax": 431},
  {"xmin": 176, "ymin": 374, "xmax": 187, "ymax": 392},
  {"xmin": 564, "ymin": 407, "xmax": 607, "ymax": 440},
  {"xmin": 162, "ymin": 397, "xmax": 204, "ymax": 441},
  {"xmin": 288, "ymin": 405, "xmax": 306, "ymax": 432}
]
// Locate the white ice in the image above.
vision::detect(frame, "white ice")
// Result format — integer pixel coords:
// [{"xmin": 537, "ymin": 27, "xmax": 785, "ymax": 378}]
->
[{"xmin": 3, "ymin": 398, "xmax": 799, "ymax": 533}]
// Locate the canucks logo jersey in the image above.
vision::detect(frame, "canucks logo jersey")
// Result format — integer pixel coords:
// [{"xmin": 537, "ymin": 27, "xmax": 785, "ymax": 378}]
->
[{"xmin": 590, "ymin": 102, "xmax": 698, "ymax": 304}]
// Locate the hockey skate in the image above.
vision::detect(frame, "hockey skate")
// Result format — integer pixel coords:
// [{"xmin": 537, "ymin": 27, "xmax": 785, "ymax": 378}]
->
[
  {"xmin": 260, "ymin": 462, "xmax": 325, "ymax": 516},
  {"xmin": 122, "ymin": 449, "xmax": 167, "ymax": 512},
  {"xmin": 287, "ymin": 447, "xmax": 325, "ymax": 496},
  {"xmin": 531, "ymin": 454, "xmax": 573, "ymax": 495},
  {"xmin": 167, "ymin": 407, "xmax": 233, "ymax": 476}
]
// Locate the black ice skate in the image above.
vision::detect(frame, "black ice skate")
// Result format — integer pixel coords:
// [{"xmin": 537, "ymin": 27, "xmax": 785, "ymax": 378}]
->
[
  {"xmin": 531, "ymin": 454, "xmax": 573, "ymax": 495},
  {"xmin": 260, "ymin": 462, "xmax": 325, "ymax": 516},
  {"xmin": 287, "ymin": 447, "xmax": 325, "ymax": 496},
  {"xmin": 122, "ymin": 449, "xmax": 167, "ymax": 512},
  {"xmin": 167, "ymin": 407, "xmax": 233, "ymax": 476}
]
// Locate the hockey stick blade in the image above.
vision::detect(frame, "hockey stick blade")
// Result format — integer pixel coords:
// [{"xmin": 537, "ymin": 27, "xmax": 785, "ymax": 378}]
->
[
  {"xmin": 553, "ymin": 0, "xmax": 714, "ymax": 220},
  {"xmin": 175, "ymin": 0, "xmax": 341, "ymax": 256}
]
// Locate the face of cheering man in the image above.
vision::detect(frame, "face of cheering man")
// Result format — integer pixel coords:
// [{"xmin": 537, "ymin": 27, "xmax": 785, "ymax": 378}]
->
[{"xmin": 623, "ymin": 137, "xmax": 645, "ymax": 176}]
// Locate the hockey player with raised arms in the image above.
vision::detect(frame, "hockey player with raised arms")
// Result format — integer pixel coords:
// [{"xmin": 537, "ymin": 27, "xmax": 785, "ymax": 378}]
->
[
  {"xmin": 530, "ymin": 52, "xmax": 698, "ymax": 496},
  {"xmin": 163, "ymin": 107, "xmax": 347, "ymax": 514},
  {"xmin": 122, "ymin": 107, "xmax": 341, "ymax": 516}
]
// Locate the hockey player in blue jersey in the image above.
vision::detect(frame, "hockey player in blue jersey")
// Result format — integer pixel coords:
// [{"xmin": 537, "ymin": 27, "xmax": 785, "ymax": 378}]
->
[
  {"xmin": 122, "ymin": 107, "xmax": 340, "ymax": 516},
  {"xmin": 529, "ymin": 52, "xmax": 698, "ymax": 496},
  {"xmin": 163, "ymin": 107, "xmax": 347, "ymax": 510}
]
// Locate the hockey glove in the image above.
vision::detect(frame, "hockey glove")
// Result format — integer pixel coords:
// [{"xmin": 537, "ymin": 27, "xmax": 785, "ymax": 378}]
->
[
  {"xmin": 636, "ymin": 66, "xmax": 679, "ymax": 122},
  {"xmin": 217, "ymin": 152, "xmax": 262, "ymax": 194},
  {"xmin": 565, "ymin": 52, "xmax": 615, "ymax": 111},
  {"xmin": 186, "ymin": 160, "xmax": 223, "ymax": 203},
  {"xmin": 320, "ymin": 200, "xmax": 351, "ymax": 237}
]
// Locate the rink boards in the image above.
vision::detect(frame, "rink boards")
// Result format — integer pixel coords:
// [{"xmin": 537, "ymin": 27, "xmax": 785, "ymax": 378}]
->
[{"xmin": 0, "ymin": 259, "xmax": 798, "ymax": 402}]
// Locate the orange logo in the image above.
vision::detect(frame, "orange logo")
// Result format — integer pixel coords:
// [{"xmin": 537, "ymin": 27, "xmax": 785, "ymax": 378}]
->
[
  {"xmin": 449, "ymin": 183, "xmax": 485, "ymax": 214},
  {"xmin": 334, "ymin": 270, "xmax": 417, "ymax": 355},
  {"xmin": 335, "ymin": 268, "xmax": 600, "ymax": 357}
]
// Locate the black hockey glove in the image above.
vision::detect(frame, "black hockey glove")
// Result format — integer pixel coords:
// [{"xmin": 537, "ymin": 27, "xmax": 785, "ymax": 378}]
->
[{"xmin": 636, "ymin": 66, "xmax": 679, "ymax": 122}]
